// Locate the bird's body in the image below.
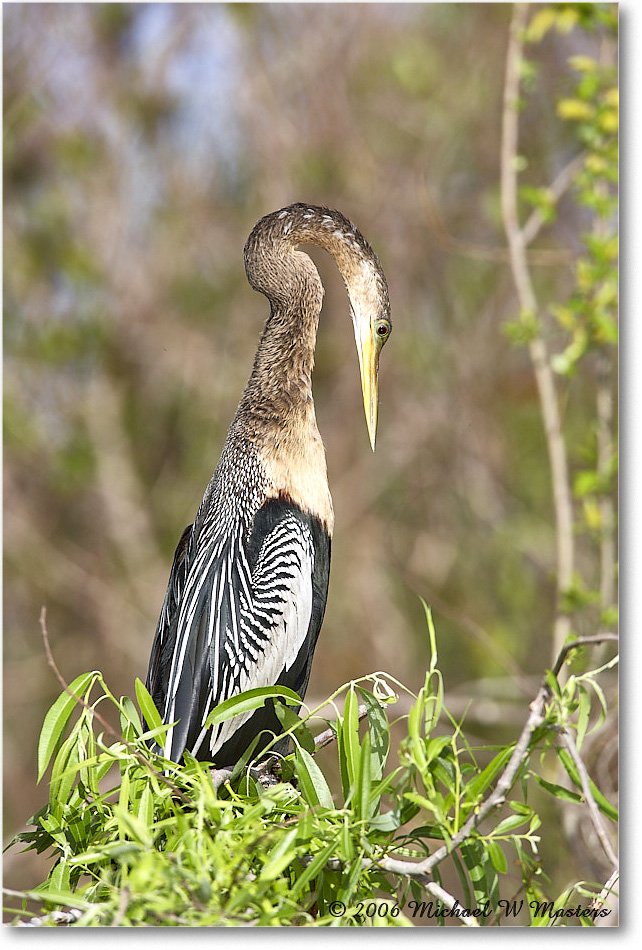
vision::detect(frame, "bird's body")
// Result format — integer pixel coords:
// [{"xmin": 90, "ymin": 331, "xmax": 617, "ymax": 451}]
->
[{"xmin": 146, "ymin": 204, "xmax": 390, "ymax": 765}]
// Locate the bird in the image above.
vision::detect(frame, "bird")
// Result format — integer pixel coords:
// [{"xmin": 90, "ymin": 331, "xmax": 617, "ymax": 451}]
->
[{"xmin": 145, "ymin": 203, "xmax": 391, "ymax": 766}]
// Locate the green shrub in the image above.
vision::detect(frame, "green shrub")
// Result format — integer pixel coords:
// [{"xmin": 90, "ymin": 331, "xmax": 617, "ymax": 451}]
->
[{"xmin": 5, "ymin": 608, "xmax": 617, "ymax": 927}]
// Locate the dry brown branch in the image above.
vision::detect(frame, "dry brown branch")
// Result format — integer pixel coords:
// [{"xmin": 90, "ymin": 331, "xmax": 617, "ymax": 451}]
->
[{"xmin": 500, "ymin": 2, "xmax": 575, "ymax": 663}]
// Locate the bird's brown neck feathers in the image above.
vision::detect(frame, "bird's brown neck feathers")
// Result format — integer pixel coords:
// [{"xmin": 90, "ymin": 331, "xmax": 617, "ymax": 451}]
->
[{"xmin": 233, "ymin": 204, "xmax": 389, "ymax": 534}]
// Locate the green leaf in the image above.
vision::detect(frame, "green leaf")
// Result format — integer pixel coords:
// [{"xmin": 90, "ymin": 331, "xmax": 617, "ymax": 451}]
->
[
  {"xmin": 531, "ymin": 772, "xmax": 582, "ymax": 803},
  {"xmin": 49, "ymin": 727, "xmax": 82, "ymax": 814},
  {"xmin": 355, "ymin": 731, "xmax": 372, "ymax": 819},
  {"xmin": 37, "ymin": 672, "xmax": 98, "ymax": 782},
  {"xmin": 419, "ymin": 597, "xmax": 438, "ymax": 672},
  {"xmin": 342, "ymin": 685, "xmax": 361, "ymax": 788},
  {"xmin": 120, "ymin": 695, "xmax": 142, "ymax": 737},
  {"xmin": 260, "ymin": 827, "xmax": 298, "ymax": 882},
  {"xmin": 557, "ymin": 748, "xmax": 618, "ymax": 821},
  {"xmin": 273, "ymin": 700, "xmax": 315, "ymax": 754},
  {"xmin": 39, "ymin": 814, "xmax": 68, "ymax": 848},
  {"xmin": 464, "ymin": 745, "xmax": 514, "ymax": 803},
  {"xmin": 491, "ymin": 812, "xmax": 531, "ymax": 835},
  {"xmin": 112, "ymin": 804, "xmax": 153, "ymax": 847},
  {"xmin": 407, "ymin": 691, "xmax": 428, "ymax": 772},
  {"xmin": 336, "ymin": 716, "xmax": 351, "ymax": 802},
  {"xmin": 368, "ymin": 810, "xmax": 401, "ymax": 832},
  {"xmin": 203, "ymin": 685, "xmax": 301, "ymax": 729},
  {"xmin": 24, "ymin": 888, "xmax": 92, "ymax": 911},
  {"xmin": 357, "ymin": 687, "xmax": 390, "ymax": 782},
  {"xmin": 425, "ymin": 736, "xmax": 452, "ymax": 766},
  {"xmin": 289, "ymin": 834, "xmax": 341, "ymax": 900},
  {"xmin": 460, "ymin": 839, "xmax": 499, "ymax": 915},
  {"xmin": 294, "ymin": 746, "xmax": 334, "ymax": 809},
  {"xmin": 486, "ymin": 839, "xmax": 507, "ymax": 874},
  {"xmin": 575, "ymin": 685, "xmax": 591, "ymax": 750},
  {"xmin": 137, "ymin": 782, "xmax": 154, "ymax": 828},
  {"xmin": 135, "ymin": 678, "xmax": 163, "ymax": 731}
]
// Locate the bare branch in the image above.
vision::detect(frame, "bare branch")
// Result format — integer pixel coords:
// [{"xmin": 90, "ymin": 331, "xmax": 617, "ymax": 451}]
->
[
  {"xmin": 522, "ymin": 152, "xmax": 586, "ymax": 246},
  {"xmin": 420, "ymin": 150, "xmax": 584, "ymax": 271},
  {"xmin": 110, "ymin": 887, "xmax": 130, "ymax": 928},
  {"xmin": 589, "ymin": 869, "xmax": 619, "ymax": 913},
  {"xmin": 559, "ymin": 727, "xmax": 618, "ymax": 870},
  {"xmin": 500, "ymin": 2, "xmax": 575, "ymax": 662},
  {"xmin": 419, "ymin": 178, "xmax": 572, "ymax": 267},
  {"xmin": 551, "ymin": 633, "xmax": 618, "ymax": 678},
  {"xmin": 424, "ymin": 881, "xmax": 480, "ymax": 927}
]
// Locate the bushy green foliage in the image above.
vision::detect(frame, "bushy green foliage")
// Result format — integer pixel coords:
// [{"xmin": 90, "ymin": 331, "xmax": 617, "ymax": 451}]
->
[{"xmin": 5, "ymin": 609, "xmax": 617, "ymax": 927}]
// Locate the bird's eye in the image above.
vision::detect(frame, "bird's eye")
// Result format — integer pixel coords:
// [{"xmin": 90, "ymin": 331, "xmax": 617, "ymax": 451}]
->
[{"xmin": 376, "ymin": 322, "xmax": 390, "ymax": 338}]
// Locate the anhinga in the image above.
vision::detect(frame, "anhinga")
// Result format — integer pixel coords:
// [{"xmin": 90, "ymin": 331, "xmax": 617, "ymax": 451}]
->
[{"xmin": 146, "ymin": 204, "xmax": 391, "ymax": 765}]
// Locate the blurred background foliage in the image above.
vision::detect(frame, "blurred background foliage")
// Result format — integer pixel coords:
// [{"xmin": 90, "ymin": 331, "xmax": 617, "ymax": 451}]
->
[{"xmin": 4, "ymin": 2, "xmax": 617, "ymax": 899}]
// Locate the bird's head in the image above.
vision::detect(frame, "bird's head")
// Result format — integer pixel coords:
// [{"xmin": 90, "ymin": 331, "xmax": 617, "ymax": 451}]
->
[{"xmin": 348, "ymin": 259, "xmax": 391, "ymax": 451}]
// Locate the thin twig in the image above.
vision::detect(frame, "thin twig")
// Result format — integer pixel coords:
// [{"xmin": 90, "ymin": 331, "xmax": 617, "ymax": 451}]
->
[
  {"xmin": 420, "ymin": 131, "xmax": 583, "ymax": 271},
  {"xmin": 110, "ymin": 887, "xmax": 130, "ymax": 928},
  {"xmin": 500, "ymin": 2, "xmax": 575, "ymax": 663},
  {"xmin": 522, "ymin": 152, "xmax": 586, "ymax": 246},
  {"xmin": 559, "ymin": 727, "xmax": 618, "ymax": 870},
  {"xmin": 551, "ymin": 633, "xmax": 618, "ymax": 678},
  {"xmin": 589, "ymin": 869, "xmax": 619, "ymax": 913},
  {"xmin": 420, "ymin": 178, "xmax": 573, "ymax": 267}
]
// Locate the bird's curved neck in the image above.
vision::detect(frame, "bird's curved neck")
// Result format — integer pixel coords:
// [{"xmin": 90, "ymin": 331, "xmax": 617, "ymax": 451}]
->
[{"xmin": 237, "ymin": 256, "xmax": 323, "ymax": 437}]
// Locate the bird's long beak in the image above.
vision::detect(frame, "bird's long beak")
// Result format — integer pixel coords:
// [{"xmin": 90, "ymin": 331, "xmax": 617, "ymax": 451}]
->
[{"xmin": 353, "ymin": 315, "xmax": 380, "ymax": 452}]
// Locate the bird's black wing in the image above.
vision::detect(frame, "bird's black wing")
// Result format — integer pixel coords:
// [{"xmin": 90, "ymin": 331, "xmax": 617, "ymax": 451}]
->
[
  {"xmin": 154, "ymin": 497, "xmax": 330, "ymax": 764},
  {"xmin": 146, "ymin": 523, "xmax": 192, "ymax": 723}
]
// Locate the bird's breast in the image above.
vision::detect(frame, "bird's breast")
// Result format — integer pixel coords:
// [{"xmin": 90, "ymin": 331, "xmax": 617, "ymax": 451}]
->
[{"xmin": 258, "ymin": 415, "xmax": 334, "ymax": 537}]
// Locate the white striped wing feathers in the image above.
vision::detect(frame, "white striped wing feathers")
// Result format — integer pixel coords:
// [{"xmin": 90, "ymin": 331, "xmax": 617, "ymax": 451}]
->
[{"xmin": 162, "ymin": 510, "xmax": 315, "ymax": 760}]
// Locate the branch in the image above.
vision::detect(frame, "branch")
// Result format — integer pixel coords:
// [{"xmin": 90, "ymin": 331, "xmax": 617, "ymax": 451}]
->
[
  {"xmin": 3, "ymin": 888, "xmax": 85, "ymax": 927},
  {"xmin": 210, "ymin": 705, "xmax": 369, "ymax": 790},
  {"xmin": 521, "ymin": 152, "xmax": 586, "ymax": 246},
  {"xmin": 423, "ymin": 881, "xmax": 480, "ymax": 927},
  {"xmin": 367, "ymin": 632, "xmax": 618, "ymax": 882},
  {"xmin": 589, "ymin": 869, "xmax": 619, "ymax": 914},
  {"xmin": 500, "ymin": 2, "xmax": 575, "ymax": 663},
  {"xmin": 559, "ymin": 727, "xmax": 618, "ymax": 870},
  {"xmin": 419, "ymin": 178, "xmax": 573, "ymax": 267},
  {"xmin": 551, "ymin": 633, "xmax": 618, "ymax": 678}
]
